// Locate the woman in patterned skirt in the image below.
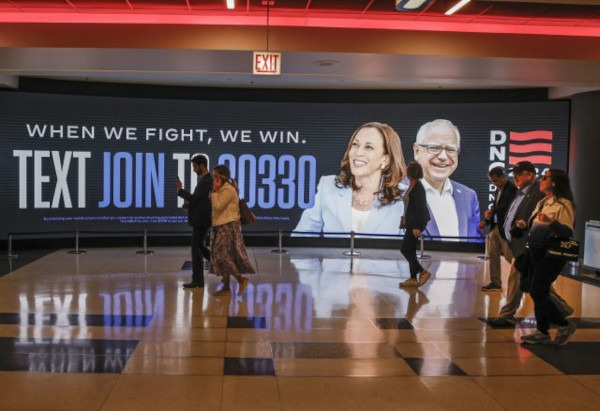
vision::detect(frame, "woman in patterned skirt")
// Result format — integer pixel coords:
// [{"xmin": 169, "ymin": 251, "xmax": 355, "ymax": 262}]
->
[{"xmin": 209, "ymin": 165, "xmax": 255, "ymax": 297}]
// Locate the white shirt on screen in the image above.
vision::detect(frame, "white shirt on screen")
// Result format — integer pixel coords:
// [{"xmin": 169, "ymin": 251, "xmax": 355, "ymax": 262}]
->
[
  {"xmin": 422, "ymin": 178, "xmax": 459, "ymax": 240},
  {"xmin": 351, "ymin": 208, "xmax": 371, "ymax": 233}
]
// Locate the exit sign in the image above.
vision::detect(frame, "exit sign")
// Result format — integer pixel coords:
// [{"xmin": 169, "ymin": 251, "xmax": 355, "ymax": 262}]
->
[{"xmin": 253, "ymin": 51, "xmax": 281, "ymax": 75}]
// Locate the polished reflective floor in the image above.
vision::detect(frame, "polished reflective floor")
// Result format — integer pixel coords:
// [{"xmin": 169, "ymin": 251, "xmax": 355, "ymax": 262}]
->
[{"xmin": 0, "ymin": 246, "xmax": 599, "ymax": 410}]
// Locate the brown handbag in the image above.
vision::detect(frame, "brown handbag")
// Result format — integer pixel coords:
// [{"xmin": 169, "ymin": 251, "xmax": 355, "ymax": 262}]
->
[
  {"xmin": 239, "ymin": 198, "xmax": 256, "ymax": 225},
  {"xmin": 231, "ymin": 179, "xmax": 256, "ymax": 225}
]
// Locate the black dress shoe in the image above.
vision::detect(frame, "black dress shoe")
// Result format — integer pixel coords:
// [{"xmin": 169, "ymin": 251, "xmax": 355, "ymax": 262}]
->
[
  {"xmin": 489, "ymin": 317, "xmax": 517, "ymax": 327},
  {"xmin": 183, "ymin": 282, "xmax": 204, "ymax": 289},
  {"xmin": 481, "ymin": 283, "xmax": 502, "ymax": 292}
]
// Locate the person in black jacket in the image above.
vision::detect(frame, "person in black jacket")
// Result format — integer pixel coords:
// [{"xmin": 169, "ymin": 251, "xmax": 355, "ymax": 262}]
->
[
  {"xmin": 520, "ymin": 169, "xmax": 577, "ymax": 346},
  {"xmin": 176, "ymin": 155, "xmax": 213, "ymax": 289},
  {"xmin": 479, "ymin": 167, "xmax": 517, "ymax": 292},
  {"xmin": 399, "ymin": 162, "xmax": 432, "ymax": 288},
  {"xmin": 490, "ymin": 161, "xmax": 572, "ymax": 327}
]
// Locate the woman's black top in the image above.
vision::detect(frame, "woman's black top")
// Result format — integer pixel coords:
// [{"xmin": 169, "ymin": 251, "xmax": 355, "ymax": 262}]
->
[{"xmin": 403, "ymin": 180, "xmax": 430, "ymax": 231}]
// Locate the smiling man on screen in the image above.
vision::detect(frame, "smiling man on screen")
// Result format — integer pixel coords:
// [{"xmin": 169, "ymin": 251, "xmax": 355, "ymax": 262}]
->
[{"xmin": 414, "ymin": 119, "xmax": 482, "ymax": 241}]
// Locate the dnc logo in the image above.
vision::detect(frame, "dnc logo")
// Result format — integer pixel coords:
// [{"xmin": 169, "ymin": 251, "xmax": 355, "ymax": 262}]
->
[{"xmin": 489, "ymin": 130, "xmax": 553, "ymax": 172}]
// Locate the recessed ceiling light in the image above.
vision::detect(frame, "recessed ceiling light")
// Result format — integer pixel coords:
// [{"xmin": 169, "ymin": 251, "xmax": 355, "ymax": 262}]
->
[
  {"xmin": 395, "ymin": 0, "xmax": 434, "ymax": 11},
  {"xmin": 313, "ymin": 60, "xmax": 339, "ymax": 67}
]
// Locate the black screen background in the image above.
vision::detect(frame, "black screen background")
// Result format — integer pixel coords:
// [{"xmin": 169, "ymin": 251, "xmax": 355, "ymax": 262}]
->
[{"xmin": 0, "ymin": 92, "xmax": 569, "ymax": 238}]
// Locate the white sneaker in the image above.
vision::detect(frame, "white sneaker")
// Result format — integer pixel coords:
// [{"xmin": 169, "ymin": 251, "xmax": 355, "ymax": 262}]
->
[{"xmin": 399, "ymin": 278, "xmax": 419, "ymax": 288}]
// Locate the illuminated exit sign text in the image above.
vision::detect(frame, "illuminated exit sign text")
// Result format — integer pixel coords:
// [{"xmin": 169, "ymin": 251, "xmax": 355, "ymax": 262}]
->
[{"xmin": 253, "ymin": 51, "xmax": 281, "ymax": 75}]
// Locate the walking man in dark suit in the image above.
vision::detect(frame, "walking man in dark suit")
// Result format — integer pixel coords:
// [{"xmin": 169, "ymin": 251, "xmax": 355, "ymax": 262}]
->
[
  {"xmin": 480, "ymin": 167, "xmax": 517, "ymax": 291},
  {"xmin": 176, "ymin": 155, "xmax": 212, "ymax": 289}
]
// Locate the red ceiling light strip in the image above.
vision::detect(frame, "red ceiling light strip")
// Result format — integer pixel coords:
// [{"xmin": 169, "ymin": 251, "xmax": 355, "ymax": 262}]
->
[{"xmin": 0, "ymin": 12, "xmax": 598, "ymax": 37}]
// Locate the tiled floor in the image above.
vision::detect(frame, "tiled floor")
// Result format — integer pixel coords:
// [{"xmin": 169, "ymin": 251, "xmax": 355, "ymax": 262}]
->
[{"xmin": 0, "ymin": 246, "xmax": 599, "ymax": 410}]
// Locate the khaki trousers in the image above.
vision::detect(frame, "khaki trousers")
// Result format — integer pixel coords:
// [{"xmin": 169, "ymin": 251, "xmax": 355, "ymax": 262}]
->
[{"xmin": 488, "ymin": 226, "xmax": 513, "ymax": 287}]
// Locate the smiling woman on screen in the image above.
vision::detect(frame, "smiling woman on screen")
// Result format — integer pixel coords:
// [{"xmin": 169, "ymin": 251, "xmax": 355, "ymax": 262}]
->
[{"xmin": 293, "ymin": 122, "xmax": 407, "ymax": 237}]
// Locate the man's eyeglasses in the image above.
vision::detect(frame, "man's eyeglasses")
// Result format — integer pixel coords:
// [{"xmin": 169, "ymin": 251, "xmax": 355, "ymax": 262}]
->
[{"xmin": 417, "ymin": 144, "xmax": 460, "ymax": 157}]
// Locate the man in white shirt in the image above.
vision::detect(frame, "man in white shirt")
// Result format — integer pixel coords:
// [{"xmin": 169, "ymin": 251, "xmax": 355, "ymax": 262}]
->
[{"xmin": 414, "ymin": 119, "xmax": 482, "ymax": 241}]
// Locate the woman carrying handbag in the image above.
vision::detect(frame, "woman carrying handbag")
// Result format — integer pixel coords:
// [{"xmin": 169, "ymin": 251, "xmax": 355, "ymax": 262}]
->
[
  {"xmin": 209, "ymin": 165, "xmax": 256, "ymax": 297},
  {"xmin": 517, "ymin": 169, "xmax": 576, "ymax": 346}
]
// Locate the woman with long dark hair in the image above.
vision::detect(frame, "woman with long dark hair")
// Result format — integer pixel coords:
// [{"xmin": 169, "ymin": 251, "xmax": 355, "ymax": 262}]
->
[
  {"xmin": 519, "ymin": 169, "xmax": 576, "ymax": 346},
  {"xmin": 399, "ymin": 161, "xmax": 431, "ymax": 288},
  {"xmin": 209, "ymin": 165, "xmax": 255, "ymax": 297}
]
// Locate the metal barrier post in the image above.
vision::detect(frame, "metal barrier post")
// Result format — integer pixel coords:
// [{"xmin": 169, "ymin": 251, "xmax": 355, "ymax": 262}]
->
[
  {"xmin": 418, "ymin": 234, "xmax": 431, "ymax": 260},
  {"xmin": 5, "ymin": 233, "xmax": 18, "ymax": 259},
  {"xmin": 68, "ymin": 229, "xmax": 86, "ymax": 254},
  {"xmin": 136, "ymin": 229, "xmax": 155, "ymax": 255},
  {"xmin": 477, "ymin": 233, "xmax": 490, "ymax": 260},
  {"xmin": 271, "ymin": 229, "xmax": 288, "ymax": 254},
  {"xmin": 343, "ymin": 231, "xmax": 361, "ymax": 257}
]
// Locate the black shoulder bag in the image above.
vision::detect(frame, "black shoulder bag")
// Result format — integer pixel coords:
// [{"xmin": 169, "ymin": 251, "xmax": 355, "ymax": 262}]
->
[{"xmin": 545, "ymin": 238, "xmax": 580, "ymax": 261}]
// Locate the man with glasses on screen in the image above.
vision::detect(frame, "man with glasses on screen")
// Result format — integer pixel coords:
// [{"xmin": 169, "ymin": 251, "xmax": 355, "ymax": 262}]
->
[{"xmin": 414, "ymin": 119, "xmax": 481, "ymax": 241}]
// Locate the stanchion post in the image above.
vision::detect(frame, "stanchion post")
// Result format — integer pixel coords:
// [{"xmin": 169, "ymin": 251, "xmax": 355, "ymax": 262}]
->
[
  {"xmin": 136, "ymin": 229, "xmax": 155, "ymax": 255},
  {"xmin": 477, "ymin": 233, "xmax": 490, "ymax": 260},
  {"xmin": 418, "ymin": 234, "xmax": 431, "ymax": 260},
  {"xmin": 343, "ymin": 231, "xmax": 361, "ymax": 257},
  {"xmin": 5, "ymin": 233, "xmax": 18, "ymax": 259},
  {"xmin": 67, "ymin": 228, "xmax": 87, "ymax": 254},
  {"xmin": 271, "ymin": 229, "xmax": 288, "ymax": 254}
]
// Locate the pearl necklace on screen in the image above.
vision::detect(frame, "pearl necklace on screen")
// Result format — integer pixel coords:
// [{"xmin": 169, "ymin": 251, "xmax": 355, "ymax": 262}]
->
[{"xmin": 352, "ymin": 191, "xmax": 376, "ymax": 207}]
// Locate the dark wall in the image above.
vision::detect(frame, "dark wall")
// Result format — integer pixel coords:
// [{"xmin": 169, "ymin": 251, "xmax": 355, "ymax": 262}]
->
[
  {"xmin": 570, "ymin": 90, "xmax": 600, "ymax": 241},
  {"xmin": 17, "ymin": 77, "xmax": 549, "ymax": 104}
]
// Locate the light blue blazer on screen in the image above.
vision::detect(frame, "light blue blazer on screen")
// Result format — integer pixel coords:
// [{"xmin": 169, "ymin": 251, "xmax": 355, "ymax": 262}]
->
[
  {"xmin": 292, "ymin": 175, "xmax": 405, "ymax": 237},
  {"xmin": 424, "ymin": 179, "xmax": 482, "ymax": 241}
]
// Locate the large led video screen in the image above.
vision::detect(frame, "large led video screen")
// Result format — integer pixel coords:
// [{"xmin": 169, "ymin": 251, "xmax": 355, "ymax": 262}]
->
[{"xmin": 0, "ymin": 92, "xmax": 569, "ymax": 240}]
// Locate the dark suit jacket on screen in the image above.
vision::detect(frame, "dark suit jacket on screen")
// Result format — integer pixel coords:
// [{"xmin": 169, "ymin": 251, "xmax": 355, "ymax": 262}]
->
[{"xmin": 178, "ymin": 173, "xmax": 213, "ymax": 227}]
